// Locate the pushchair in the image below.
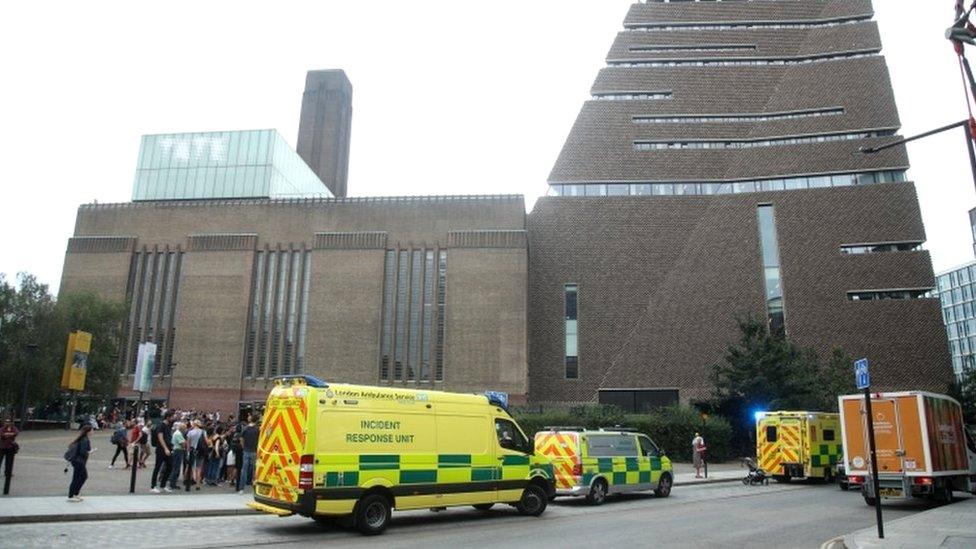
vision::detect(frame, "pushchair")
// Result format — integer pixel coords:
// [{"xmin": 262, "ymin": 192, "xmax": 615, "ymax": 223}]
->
[{"xmin": 741, "ymin": 457, "xmax": 769, "ymax": 485}]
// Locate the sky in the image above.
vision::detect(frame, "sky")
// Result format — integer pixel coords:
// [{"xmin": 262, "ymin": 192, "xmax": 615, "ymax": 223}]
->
[{"xmin": 1, "ymin": 1, "xmax": 975, "ymax": 294}]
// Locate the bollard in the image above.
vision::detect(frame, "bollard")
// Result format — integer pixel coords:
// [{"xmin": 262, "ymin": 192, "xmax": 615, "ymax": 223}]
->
[
  {"xmin": 129, "ymin": 445, "xmax": 138, "ymax": 493},
  {"xmin": 2, "ymin": 453, "xmax": 13, "ymax": 495}
]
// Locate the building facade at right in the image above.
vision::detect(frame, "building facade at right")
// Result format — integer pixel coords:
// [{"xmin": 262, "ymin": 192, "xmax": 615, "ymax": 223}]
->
[
  {"xmin": 529, "ymin": 0, "xmax": 953, "ymax": 408},
  {"xmin": 936, "ymin": 261, "xmax": 976, "ymax": 378}
]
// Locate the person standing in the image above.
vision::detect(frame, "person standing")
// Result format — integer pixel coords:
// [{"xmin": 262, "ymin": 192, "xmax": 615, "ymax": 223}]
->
[
  {"xmin": 237, "ymin": 417, "xmax": 260, "ymax": 493},
  {"xmin": 150, "ymin": 411, "xmax": 174, "ymax": 493},
  {"xmin": 67, "ymin": 425, "xmax": 93, "ymax": 501},
  {"xmin": 692, "ymin": 432, "xmax": 707, "ymax": 479},
  {"xmin": 0, "ymin": 419, "xmax": 19, "ymax": 487},
  {"xmin": 186, "ymin": 420, "xmax": 206, "ymax": 490},
  {"xmin": 168, "ymin": 422, "xmax": 187, "ymax": 491}
]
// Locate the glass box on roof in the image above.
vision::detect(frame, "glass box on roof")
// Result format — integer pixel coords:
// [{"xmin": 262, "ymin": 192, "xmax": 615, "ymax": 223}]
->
[{"xmin": 132, "ymin": 129, "xmax": 332, "ymax": 201}]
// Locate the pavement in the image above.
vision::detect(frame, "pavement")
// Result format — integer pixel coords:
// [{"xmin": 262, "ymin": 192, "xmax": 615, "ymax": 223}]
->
[
  {"xmin": 840, "ymin": 495, "xmax": 976, "ymax": 549},
  {"xmin": 0, "ymin": 482, "xmax": 933, "ymax": 548},
  {"xmin": 0, "ymin": 430, "xmax": 745, "ymax": 524}
]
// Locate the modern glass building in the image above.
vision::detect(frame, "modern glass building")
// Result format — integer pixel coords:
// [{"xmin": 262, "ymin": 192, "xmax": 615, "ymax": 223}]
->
[
  {"xmin": 132, "ymin": 129, "xmax": 333, "ymax": 201},
  {"xmin": 936, "ymin": 261, "xmax": 976, "ymax": 377}
]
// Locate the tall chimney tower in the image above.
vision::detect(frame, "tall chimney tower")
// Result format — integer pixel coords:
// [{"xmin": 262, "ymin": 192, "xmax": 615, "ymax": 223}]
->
[{"xmin": 297, "ymin": 69, "xmax": 352, "ymax": 198}]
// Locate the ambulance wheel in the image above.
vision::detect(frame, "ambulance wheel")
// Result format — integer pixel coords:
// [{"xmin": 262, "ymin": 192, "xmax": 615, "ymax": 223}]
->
[
  {"xmin": 516, "ymin": 484, "xmax": 548, "ymax": 516},
  {"xmin": 586, "ymin": 479, "xmax": 608, "ymax": 505},
  {"xmin": 654, "ymin": 473, "xmax": 673, "ymax": 498},
  {"xmin": 472, "ymin": 503, "xmax": 495, "ymax": 511},
  {"xmin": 355, "ymin": 494, "xmax": 391, "ymax": 536},
  {"xmin": 863, "ymin": 494, "xmax": 877, "ymax": 507}
]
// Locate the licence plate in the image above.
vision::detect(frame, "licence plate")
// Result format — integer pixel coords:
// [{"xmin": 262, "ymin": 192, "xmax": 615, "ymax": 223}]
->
[
  {"xmin": 256, "ymin": 483, "xmax": 271, "ymax": 496},
  {"xmin": 879, "ymin": 488, "xmax": 902, "ymax": 498}
]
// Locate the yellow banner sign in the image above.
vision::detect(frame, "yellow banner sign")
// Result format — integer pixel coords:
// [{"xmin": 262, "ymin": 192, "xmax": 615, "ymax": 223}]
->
[{"xmin": 60, "ymin": 330, "xmax": 92, "ymax": 391}]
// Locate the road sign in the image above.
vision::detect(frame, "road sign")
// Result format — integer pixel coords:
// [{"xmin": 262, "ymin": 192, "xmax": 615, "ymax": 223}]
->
[{"xmin": 854, "ymin": 358, "xmax": 870, "ymax": 389}]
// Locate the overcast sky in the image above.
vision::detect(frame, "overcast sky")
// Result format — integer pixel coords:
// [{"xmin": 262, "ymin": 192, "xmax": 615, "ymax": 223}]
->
[{"xmin": 1, "ymin": 1, "xmax": 975, "ymax": 294}]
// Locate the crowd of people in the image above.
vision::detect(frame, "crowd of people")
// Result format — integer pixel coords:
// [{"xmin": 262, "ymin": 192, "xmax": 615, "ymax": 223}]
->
[{"xmin": 65, "ymin": 407, "xmax": 262, "ymax": 501}]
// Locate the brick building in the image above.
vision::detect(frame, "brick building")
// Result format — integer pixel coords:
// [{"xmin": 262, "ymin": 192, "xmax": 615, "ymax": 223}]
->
[{"xmin": 59, "ymin": 1, "xmax": 953, "ymax": 413}]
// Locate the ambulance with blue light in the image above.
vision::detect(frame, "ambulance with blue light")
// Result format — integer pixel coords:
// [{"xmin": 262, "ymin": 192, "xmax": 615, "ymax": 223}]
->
[{"xmin": 246, "ymin": 376, "xmax": 555, "ymax": 535}]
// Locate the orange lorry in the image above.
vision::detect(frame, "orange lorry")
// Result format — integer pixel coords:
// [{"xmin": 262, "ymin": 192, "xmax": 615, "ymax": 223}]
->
[{"xmin": 839, "ymin": 391, "xmax": 976, "ymax": 505}]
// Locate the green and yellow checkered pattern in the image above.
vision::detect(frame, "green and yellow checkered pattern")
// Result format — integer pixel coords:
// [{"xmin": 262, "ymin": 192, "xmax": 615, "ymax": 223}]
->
[
  {"xmin": 316, "ymin": 454, "xmax": 551, "ymax": 488},
  {"xmin": 581, "ymin": 456, "xmax": 662, "ymax": 486},
  {"xmin": 809, "ymin": 443, "xmax": 843, "ymax": 469}
]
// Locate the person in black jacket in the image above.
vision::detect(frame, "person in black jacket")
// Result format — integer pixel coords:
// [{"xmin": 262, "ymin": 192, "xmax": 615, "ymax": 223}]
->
[{"xmin": 68, "ymin": 425, "xmax": 93, "ymax": 501}]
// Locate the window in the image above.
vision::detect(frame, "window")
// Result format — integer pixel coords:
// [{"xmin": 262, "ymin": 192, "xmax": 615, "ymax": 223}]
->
[
  {"xmin": 840, "ymin": 242, "xmax": 922, "ymax": 254},
  {"xmin": 610, "ymin": 50, "xmax": 879, "ymax": 68},
  {"xmin": 766, "ymin": 426, "xmax": 778, "ymax": 443},
  {"xmin": 586, "ymin": 434, "xmax": 638, "ymax": 457},
  {"xmin": 380, "ymin": 248, "xmax": 447, "ymax": 383},
  {"xmin": 823, "ymin": 429, "xmax": 836, "ymax": 442},
  {"xmin": 633, "ymin": 107, "xmax": 843, "ymax": 125},
  {"xmin": 757, "ymin": 205, "xmax": 785, "ymax": 336},
  {"xmin": 848, "ymin": 289, "xmax": 932, "ymax": 301},
  {"xmin": 634, "ymin": 130, "xmax": 894, "ymax": 151},
  {"xmin": 379, "ymin": 251, "xmax": 396, "ymax": 381},
  {"xmin": 626, "ymin": 14, "xmax": 871, "ymax": 32},
  {"xmin": 638, "ymin": 435, "xmax": 658, "ymax": 457},
  {"xmin": 565, "ymin": 284, "xmax": 579, "ymax": 379},
  {"xmin": 124, "ymin": 247, "xmax": 184, "ymax": 377},
  {"xmin": 495, "ymin": 418, "xmax": 531, "ymax": 454},
  {"xmin": 244, "ymin": 247, "xmax": 312, "ymax": 379}
]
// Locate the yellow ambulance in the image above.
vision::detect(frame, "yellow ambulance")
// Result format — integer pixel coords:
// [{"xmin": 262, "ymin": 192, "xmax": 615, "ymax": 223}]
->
[
  {"xmin": 534, "ymin": 427, "xmax": 673, "ymax": 504},
  {"xmin": 247, "ymin": 376, "xmax": 556, "ymax": 535},
  {"xmin": 755, "ymin": 411, "xmax": 842, "ymax": 482}
]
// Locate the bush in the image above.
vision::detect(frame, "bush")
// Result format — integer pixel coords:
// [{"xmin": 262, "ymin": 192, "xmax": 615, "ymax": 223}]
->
[{"xmin": 514, "ymin": 405, "xmax": 735, "ymax": 463}]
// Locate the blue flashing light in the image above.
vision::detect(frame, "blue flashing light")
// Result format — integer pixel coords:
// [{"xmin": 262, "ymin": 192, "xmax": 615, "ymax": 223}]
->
[
  {"xmin": 753, "ymin": 410, "xmax": 767, "ymax": 422},
  {"xmin": 485, "ymin": 391, "xmax": 509, "ymax": 410}
]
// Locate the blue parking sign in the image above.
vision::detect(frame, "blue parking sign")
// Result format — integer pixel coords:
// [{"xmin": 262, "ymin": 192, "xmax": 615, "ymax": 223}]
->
[{"xmin": 854, "ymin": 358, "xmax": 870, "ymax": 389}]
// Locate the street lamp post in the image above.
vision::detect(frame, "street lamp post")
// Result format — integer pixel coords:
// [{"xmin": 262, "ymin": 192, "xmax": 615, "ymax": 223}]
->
[{"xmin": 19, "ymin": 344, "xmax": 39, "ymax": 430}]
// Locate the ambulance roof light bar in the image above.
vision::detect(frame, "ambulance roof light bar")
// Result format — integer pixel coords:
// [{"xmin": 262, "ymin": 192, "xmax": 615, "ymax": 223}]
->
[{"xmin": 272, "ymin": 375, "xmax": 329, "ymax": 388}]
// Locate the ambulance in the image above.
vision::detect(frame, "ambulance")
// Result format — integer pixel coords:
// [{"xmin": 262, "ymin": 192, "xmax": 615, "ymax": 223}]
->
[
  {"xmin": 246, "ymin": 376, "xmax": 556, "ymax": 535},
  {"xmin": 839, "ymin": 391, "xmax": 976, "ymax": 505},
  {"xmin": 534, "ymin": 427, "xmax": 673, "ymax": 504},
  {"xmin": 755, "ymin": 411, "xmax": 843, "ymax": 482}
]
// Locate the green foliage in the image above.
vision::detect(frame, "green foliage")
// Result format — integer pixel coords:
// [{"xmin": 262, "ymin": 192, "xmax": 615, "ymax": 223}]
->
[
  {"xmin": 709, "ymin": 315, "xmax": 856, "ymax": 450},
  {"xmin": 55, "ymin": 292, "xmax": 128, "ymax": 398},
  {"xmin": 948, "ymin": 366, "xmax": 976, "ymax": 425},
  {"xmin": 819, "ymin": 347, "xmax": 856, "ymax": 412},
  {"xmin": 0, "ymin": 273, "xmax": 127, "ymax": 418},
  {"xmin": 513, "ymin": 405, "xmax": 734, "ymax": 462}
]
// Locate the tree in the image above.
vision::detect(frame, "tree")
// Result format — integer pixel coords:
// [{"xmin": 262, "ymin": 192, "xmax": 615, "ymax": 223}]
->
[
  {"xmin": 948, "ymin": 366, "xmax": 976, "ymax": 425},
  {"xmin": 0, "ymin": 273, "xmax": 59, "ymax": 418},
  {"xmin": 0, "ymin": 273, "xmax": 127, "ymax": 421},
  {"xmin": 710, "ymin": 316, "xmax": 855, "ymax": 450},
  {"xmin": 54, "ymin": 292, "xmax": 128, "ymax": 399},
  {"xmin": 818, "ymin": 347, "xmax": 856, "ymax": 412}
]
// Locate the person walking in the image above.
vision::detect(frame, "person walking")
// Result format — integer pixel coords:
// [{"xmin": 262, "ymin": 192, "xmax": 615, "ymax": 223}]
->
[
  {"xmin": 1, "ymin": 419, "xmax": 20, "ymax": 488},
  {"xmin": 109, "ymin": 421, "xmax": 130, "ymax": 469},
  {"xmin": 138, "ymin": 420, "xmax": 151, "ymax": 468},
  {"xmin": 150, "ymin": 411, "xmax": 174, "ymax": 493},
  {"xmin": 237, "ymin": 417, "xmax": 259, "ymax": 493},
  {"xmin": 692, "ymin": 432, "xmax": 707, "ymax": 479},
  {"xmin": 168, "ymin": 422, "xmax": 187, "ymax": 491},
  {"xmin": 67, "ymin": 425, "xmax": 93, "ymax": 501}
]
